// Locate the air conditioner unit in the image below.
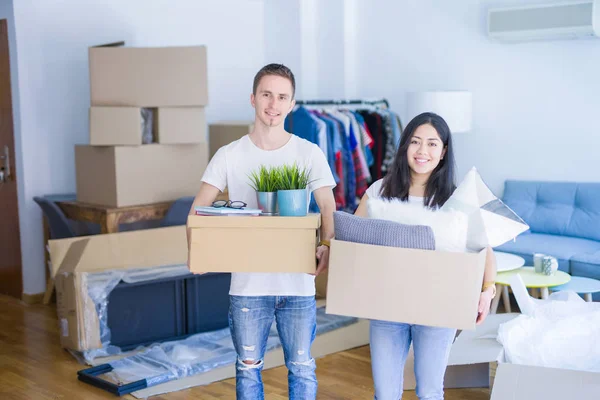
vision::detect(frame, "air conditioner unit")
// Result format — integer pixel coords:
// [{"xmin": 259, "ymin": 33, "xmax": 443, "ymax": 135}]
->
[{"xmin": 488, "ymin": 0, "xmax": 600, "ymax": 42}]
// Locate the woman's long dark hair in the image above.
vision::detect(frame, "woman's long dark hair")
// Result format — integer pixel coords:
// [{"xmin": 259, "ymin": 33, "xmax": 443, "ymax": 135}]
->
[{"xmin": 380, "ymin": 112, "xmax": 456, "ymax": 208}]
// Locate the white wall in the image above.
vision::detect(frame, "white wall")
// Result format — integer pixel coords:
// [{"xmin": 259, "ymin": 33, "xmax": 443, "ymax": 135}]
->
[
  {"xmin": 315, "ymin": 0, "xmax": 347, "ymax": 99},
  {"xmin": 263, "ymin": 0, "xmax": 302, "ymax": 92},
  {"xmin": 263, "ymin": 0, "xmax": 347, "ymax": 100},
  {"xmin": 12, "ymin": 0, "xmax": 266, "ymax": 294},
  {"xmin": 353, "ymin": 0, "xmax": 600, "ymax": 195}
]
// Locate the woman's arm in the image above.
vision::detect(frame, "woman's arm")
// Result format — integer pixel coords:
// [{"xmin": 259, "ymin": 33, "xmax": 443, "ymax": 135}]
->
[
  {"xmin": 354, "ymin": 194, "xmax": 370, "ymax": 217},
  {"xmin": 483, "ymin": 246, "xmax": 498, "ymax": 285},
  {"xmin": 477, "ymin": 246, "xmax": 498, "ymax": 324}
]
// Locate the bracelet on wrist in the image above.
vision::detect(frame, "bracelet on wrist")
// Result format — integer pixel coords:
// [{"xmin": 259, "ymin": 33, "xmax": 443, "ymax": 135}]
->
[{"xmin": 319, "ymin": 239, "xmax": 331, "ymax": 248}]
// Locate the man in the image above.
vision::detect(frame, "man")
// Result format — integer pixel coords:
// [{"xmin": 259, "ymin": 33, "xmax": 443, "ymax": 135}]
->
[{"xmin": 187, "ymin": 63, "xmax": 336, "ymax": 400}]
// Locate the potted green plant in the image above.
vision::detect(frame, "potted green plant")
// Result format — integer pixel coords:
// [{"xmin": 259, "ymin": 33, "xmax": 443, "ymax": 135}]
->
[
  {"xmin": 276, "ymin": 163, "xmax": 312, "ymax": 217},
  {"xmin": 248, "ymin": 165, "xmax": 280, "ymax": 215}
]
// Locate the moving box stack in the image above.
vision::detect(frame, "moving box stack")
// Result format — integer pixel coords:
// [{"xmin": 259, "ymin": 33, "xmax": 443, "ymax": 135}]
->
[
  {"xmin": 207, "ymin": 122, "xmax": 253, "ymax": 160},
  {"xmin": 75, "ymin": 43, "xmax": 210, "ymax": 207}
]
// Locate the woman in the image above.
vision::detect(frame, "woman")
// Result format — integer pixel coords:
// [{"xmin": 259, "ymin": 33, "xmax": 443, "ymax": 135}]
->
[{"xmin": 355, "ymin": 112, "xmax": 497, "ymax": 400}]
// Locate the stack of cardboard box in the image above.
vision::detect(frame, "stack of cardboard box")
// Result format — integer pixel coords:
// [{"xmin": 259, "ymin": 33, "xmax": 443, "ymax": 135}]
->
[
  {"xmin": 208, "ymin": 122, "xmax": 254, "ymax": 160},
  {"xmin": 75, "ymin": 44, "xmax": 210, "ymax": 207}
]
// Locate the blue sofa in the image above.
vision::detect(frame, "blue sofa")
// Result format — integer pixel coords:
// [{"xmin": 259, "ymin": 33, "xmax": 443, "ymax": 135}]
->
[{"xmin": 495, "ymin": 181, "xmax": 600, "ymax": 292}]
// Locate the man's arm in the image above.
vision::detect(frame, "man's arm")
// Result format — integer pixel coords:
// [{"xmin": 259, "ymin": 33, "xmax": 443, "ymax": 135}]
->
[
  {"xmin": 312, "ymin": 186, "xmax": 336, "ymax": 276},
  {"xmin": 186, "ymin": 182, "xmax": 222, "ymax": 270}
]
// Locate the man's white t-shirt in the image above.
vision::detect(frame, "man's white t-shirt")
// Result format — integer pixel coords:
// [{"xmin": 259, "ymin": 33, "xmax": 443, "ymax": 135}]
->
[
  {"xmin": 200, "ymin": 134, "xmax": 336, "ymax": 297},
  {"xmin": 366, "ymin": 179, "xmax": 424, "ymax": 205}
]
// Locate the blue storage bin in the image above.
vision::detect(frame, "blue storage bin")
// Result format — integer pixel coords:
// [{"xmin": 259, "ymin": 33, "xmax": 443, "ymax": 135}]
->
[
  {"xmin": 107, "ymin": 275, "xmax": 188, "ymax": 350},
  {"xmin": 185, "ymin": 273, "xmax": 231, "ymax": 334}
]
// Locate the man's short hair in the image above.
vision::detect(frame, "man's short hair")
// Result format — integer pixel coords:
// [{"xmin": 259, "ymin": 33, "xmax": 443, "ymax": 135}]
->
[{"xmin": 252, "ymin": 63, "xmax": 296, "ymax": 98}]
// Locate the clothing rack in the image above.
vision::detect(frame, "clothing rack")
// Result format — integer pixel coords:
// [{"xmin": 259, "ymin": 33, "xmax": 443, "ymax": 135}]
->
[
  {"xmin": 295, "ymin": 98, "xmax": 390, "ymax": 109},
  {"xmin": 287, "ymin": 97, "xmax": 401, "ymax": 212}
]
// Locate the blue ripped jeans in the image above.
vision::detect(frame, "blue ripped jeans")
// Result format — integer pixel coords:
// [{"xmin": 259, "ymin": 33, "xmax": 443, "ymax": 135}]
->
[{"xmin": 229, "ymin": 295, "xmax": 317, "ymax": 400}]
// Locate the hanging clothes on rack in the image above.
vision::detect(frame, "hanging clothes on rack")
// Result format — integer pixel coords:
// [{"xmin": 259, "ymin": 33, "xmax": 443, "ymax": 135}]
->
[{"xmin": 285, "ymin": 99, "xmax": 403, "ymax": 212}]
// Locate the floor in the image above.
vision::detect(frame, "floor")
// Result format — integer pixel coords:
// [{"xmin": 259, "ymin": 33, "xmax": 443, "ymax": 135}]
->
[{"xmin": 0, "ymin": 294, "xmax": 491, "ymax": 399}]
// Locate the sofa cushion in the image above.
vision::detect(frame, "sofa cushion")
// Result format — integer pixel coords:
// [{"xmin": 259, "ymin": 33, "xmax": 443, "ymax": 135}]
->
[
  {"xmin": 502, "ymin": 181, "xmax": 600, "ymax": 242},
  {"xmin": 495, "ymin": 232, "xmax": 600, "ymax": 273},
  {"xmin": 570, "ymin": 250, "xmax": 600, "ymax": 280}
]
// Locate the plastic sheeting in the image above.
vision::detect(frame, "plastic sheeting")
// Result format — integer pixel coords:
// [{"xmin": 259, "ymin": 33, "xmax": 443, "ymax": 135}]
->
[
  {"xmin": 499, "ymin": 274, "xmax": 600, "ymax": 373},
  {"xmin": 98, "ymin": 307, "xmax": 357, "ymax": 388},
  {"xmin": 78, "ymin": 264, "xmax": 192, "ymax": 363}
]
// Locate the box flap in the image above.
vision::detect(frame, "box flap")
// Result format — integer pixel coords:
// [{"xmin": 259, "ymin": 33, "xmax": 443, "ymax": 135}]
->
[
  {"xmin": 49, "ymin": 226, "xmax": 187, "ymax": 276},
  {"xmin": 509, "ymin": 274, "xmax": 600, "ymax": 315},
  {"xmin": 326, "ymin": 239, "xmax": 486, "ymax": 330},
  {"xmin": 448, "ymin": 313, "xmax": 520, "ymax": 366},
  {"xmin": 404, "ymin": 314, "xmax": 519, "ymax": 391},
  {"xmin": 187, "ymin": 214, "xmax": 321, "ymax": 229},
  {"xmin": 491, "ymin": 363, "xmax": 600, "ymax": 400}
]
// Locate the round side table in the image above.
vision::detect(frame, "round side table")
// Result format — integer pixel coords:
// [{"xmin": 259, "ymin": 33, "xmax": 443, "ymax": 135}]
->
[
  {"xmin": 493, "ymin": 267, "xmax": 571, "ymax": 313},
  {"xmin": 549, "ymin": 276, "xmax": 600, "ymax": 302},
  {"xmin": 494, "ymin": 252, "xmax": 525, "ymax": 272},
  {"xmin": 490, "ymin": 252, "xmax": 525, "ymax": 313}
]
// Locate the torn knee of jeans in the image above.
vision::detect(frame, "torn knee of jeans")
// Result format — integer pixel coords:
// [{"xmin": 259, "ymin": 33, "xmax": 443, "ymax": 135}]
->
[
  {"xmin": 241, "ymin": 307, "xmax": 250, "ymax": 312},
  {"xmin": 238, "ymin": 358, "xmax": 263, "ymax": 370},
  {"xmin": 290, "ymin": 358, "xmax": 315, "ymax": 366},
  {"xmin": 242, "ymin": 345, "xmax": 256, "ymax": 351},
  {"xmin": 290, "ymin": 351, "xmax": 315, "ymax": 366}
]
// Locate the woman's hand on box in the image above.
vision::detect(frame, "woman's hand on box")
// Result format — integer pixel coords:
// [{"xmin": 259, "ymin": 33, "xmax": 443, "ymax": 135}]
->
[{"xmin": 476, "ymin": 287, "xmax": 495, "ymax": 325}]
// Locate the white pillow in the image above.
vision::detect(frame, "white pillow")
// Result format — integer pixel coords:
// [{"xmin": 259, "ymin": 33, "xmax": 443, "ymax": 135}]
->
[
  {"xmin": 367, "ymin": 198, "xmax": 468, "ymax": 253},
  {"xmin": 441, "ymin": 167, "xmax": 529, "ymax": 251}
]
